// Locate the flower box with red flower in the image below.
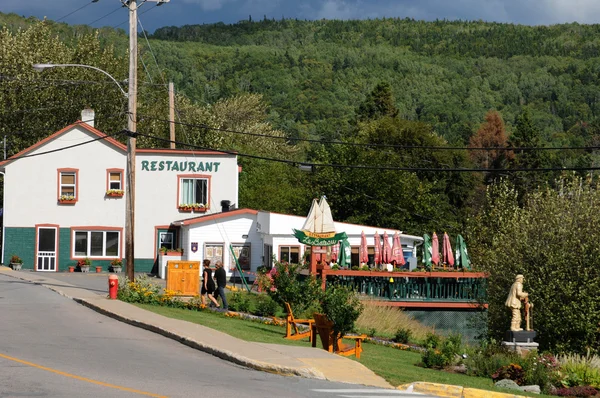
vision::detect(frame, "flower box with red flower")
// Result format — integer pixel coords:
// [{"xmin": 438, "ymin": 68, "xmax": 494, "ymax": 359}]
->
[
  {"xmin": 178, "ymin": 203, "xmax": 207, "ymax": 212},
  {"xmin": 106, "ymin": 189, "xmax": 124, "ymax": 197},
  {"xmin": 58, "ymin": 194, "xmax": 76, "ymax": 204}
]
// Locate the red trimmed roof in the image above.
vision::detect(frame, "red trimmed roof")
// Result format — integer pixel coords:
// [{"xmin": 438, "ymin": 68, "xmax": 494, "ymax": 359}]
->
[
  {"xmin": 0, "ymin": 121, "xmax": 127, "ymax": 167},
  {"xmin": 176, "ymin": 208, "xmax": 258, "ymax": 226}
]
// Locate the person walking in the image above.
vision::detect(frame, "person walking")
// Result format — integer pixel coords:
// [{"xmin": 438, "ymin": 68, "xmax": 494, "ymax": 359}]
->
[
  {"xmin": 201, "ymin": 259, "xmax": 220, "ymax": 308},
  {"xmin": 213, "ymin": 260, "xmax": 228, "ymax": 310}
]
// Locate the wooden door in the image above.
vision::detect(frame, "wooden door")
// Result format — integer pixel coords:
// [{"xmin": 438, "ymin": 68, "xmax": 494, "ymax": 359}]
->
[{"xmin": 166, "ymin": 261, "xmax": 200, "ymax": 295}]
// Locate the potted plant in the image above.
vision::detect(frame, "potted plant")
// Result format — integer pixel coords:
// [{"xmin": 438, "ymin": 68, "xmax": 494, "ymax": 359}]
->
[
  {"xmin": 77, "ymin": 258, "xmax": 91, "ymax": 273},
  {"xmin": 95, "ymin": 265, "xmax": 103, "ymax": 273},
  {"xmin": 68, "ymin": 264, "xmax": 75, "ymax": 273},
  {"xmin": 10, "ymin": 254, "xmax": 23, "ymax": 271},
  {"xmin": 106, "ymin": 189, "xmax": 124, "ymax": 197},
  {"xmin": 110, "ymin": 258, "xmax": 122, "ymax": 273}
]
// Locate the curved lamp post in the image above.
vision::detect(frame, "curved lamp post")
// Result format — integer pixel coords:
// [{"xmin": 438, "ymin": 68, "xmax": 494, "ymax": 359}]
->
[
  {"xmin": 33, "ymin": 61, "xmax": 137, "ymax": 280},
  {"xmin": 32, "ymin": 63, "xmax": 128, "ymax": 98}
]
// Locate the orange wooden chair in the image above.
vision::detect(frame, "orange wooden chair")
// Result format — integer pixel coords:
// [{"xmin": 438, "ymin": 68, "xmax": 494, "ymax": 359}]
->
[
  {"xmin": 284, "ymin": 302, "xmax": 314, "ymax": 341},
  {"xmin": 311, "ymin": 313, "xmax": 366, "ymax": 359}
]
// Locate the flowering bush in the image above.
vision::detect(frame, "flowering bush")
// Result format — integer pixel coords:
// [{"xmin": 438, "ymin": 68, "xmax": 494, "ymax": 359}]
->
[
  {"xmin": 110, "ymin": 258, "xmax": 122, "ymax": 266},
  {"xmin": 492, "ymin": 363, "xmax": 526, "ymax": 385}
]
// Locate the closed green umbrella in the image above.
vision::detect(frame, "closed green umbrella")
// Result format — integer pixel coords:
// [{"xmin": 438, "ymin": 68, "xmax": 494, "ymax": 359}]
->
[
  {"xmin": 338, "ymin": 238, "xmax": 352, "ymax": 268},
  {"xmin": 455, "ymin": 234, "xmax": 471, "ymax": 269},
  {"xmin": 422, "ymin": 233, "xmax": 432, "ymax": 268}
]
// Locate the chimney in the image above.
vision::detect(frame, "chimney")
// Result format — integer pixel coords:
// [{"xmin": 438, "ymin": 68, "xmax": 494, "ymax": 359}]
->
[
  {"xmin": 81, "ymin": 108, "xmax": 95, "ymax": 128},
  {"xmin": 221, "ymin": 200, "xmax": 231, "ymax": 212}
]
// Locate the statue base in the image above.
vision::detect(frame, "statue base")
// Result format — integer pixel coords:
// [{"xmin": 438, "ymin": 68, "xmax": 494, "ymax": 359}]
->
[{"xmin": 504, "ymin": 330, "xmax": 536, "ymax": 343}]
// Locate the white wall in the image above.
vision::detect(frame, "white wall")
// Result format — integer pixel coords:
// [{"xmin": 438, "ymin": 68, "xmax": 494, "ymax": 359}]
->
[
  {"xmin": 135, "ymin": 151, "xmax": 238, "ymax": 258},
  {"xmin": 181, "ymin": 214, "xmax": 260, "ymax": 276},
  {"xmin": 4, "ymin": 126, "xmax": 126, "ymax": 229}
]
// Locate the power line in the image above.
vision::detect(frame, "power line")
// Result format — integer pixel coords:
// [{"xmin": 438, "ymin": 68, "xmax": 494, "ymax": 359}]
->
[
  {"xmin": 133, "ymin": 130, "xmax": 600, "ymax": 173},
  {"xmin": 87, "ymin": 5, "xmax": 123, "ymax": 27},
  {"xmin": 135, "ymin": 113, "xmax": 600, "ymax": 152},
  {"xmin": 56, "ymin": 0, "xmax": 100, "ymax": 22}
]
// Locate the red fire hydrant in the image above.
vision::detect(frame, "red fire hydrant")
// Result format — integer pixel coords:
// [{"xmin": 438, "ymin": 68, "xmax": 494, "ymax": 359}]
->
[{"xmin": 108, "ymin": 274, "xmax": 118, "ymax": 300}]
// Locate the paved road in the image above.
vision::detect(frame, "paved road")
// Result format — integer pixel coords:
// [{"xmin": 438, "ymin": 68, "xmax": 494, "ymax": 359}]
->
[{"xmin": 0, "ymin": 273, "xmax": 437, "ymax": 398}]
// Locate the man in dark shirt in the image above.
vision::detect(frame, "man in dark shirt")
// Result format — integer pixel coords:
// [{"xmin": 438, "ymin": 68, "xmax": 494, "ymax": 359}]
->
[{"xmin": 213, "ymin": 260, "xmax": 228, "ymax": 310}]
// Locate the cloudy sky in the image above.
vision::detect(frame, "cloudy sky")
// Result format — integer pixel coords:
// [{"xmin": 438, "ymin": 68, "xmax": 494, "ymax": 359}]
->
[{"xmin": 2, "ymin": 0, "xmax": 600, "ymax": 33}]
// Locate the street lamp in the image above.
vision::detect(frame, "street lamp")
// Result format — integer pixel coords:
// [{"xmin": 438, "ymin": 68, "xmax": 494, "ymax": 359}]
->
[
  {"xmin": 33, "ymin": 61, "xmax": 137, "ymax": 280},
  {"xmin": 32, "ymin": 64, "xmax": 128, "ymax": 98}
]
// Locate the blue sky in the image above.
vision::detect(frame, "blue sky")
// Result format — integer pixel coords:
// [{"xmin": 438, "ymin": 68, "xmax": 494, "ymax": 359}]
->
[{"xmin": 2, "ymin": 0, "xmax": 600, "ymax": 33}]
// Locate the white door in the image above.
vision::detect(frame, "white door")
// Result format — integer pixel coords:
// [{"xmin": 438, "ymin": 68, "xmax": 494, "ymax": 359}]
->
[{"xmin": 36, "ymin": 227, "xmax": 57, "ymax": 271}]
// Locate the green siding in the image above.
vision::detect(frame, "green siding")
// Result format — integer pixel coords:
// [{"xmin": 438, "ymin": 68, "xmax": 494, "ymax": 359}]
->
[
  {"xmin": 4, "ymin": 227, "xmax": 36, "ymax": 269},
  {"xmin": 4, "ymin": 227, "xmax": 155, "ymax": 273}
]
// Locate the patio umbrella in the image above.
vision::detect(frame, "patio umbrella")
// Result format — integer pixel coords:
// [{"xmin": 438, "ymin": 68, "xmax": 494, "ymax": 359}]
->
[
  {"xmin": 391, "ymin": 232, "xmax": 405, "ymax": 266},
  {"xmin": 374, "ymin": 232, "xmax": 381, "ymax": 266},
  {"xmin": 330, "ymin": 241, "xmax": 340, "ymax": 263},
  {"xmin": 422, "ymin": 233, "xmax": 432, "ymax": 268},
  {"xmin": 432, "ymin": 232, "xmax": 440, "ymax": 266},
  {"xmin": 455, "ymin": 234, "xmax": 471, "ymax": 269},
  {"xmin": 338, "ymin": 238, "xmax": 351, "ymax": 268},
  {"xmin": 382, "ymin": 231, "xmax": 392, "ymax": 264},
  {"xmin": 359, "ymin": 231, "xmax": 369, "ymax": 264},
  {"xmin": 442, "ymin": 232, "xmax": 455, "ymax": 268}
]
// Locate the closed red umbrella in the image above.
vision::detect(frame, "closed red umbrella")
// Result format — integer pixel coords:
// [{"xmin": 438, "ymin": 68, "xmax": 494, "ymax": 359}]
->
[
  {"xmin": 391, "ymin": 232, "xmax": 405, "ymax": 266},
  {"xmin": 442, "ymin": 232, "xmax": 455, "ymax": 268},
  {"xmin": 432, "ymin": 232, "xmax": 440, "ymax": 266},
  {"xmin": 382, "ymin": 231, "xmax": 392, "ymax": 264},
  {"xmin": 331, "ymin": 242, "xmax": 340, "ymax": 263},
  {"xmin": 360, "ymin": 231, "xmax": 369, "ymax": 264},
  {"xmin": 374, "ymin": 232, "xmax": 381, "ymax": 266}
]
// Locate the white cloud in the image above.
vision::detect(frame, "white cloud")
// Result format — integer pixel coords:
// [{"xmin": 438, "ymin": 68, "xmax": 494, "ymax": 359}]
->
[{"xmin": 180, "ymin": 0, "xmax": 237, "ymax": 11}]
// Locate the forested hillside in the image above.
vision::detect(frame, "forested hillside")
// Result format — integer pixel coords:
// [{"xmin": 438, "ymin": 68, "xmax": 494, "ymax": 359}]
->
[
  {"xmin": 2, "ymin": 14, "xmax": 600, "ymax": 234},
  {"xmin": 145, "ymin": 18, "xmax": 600, "ymax": 146}
]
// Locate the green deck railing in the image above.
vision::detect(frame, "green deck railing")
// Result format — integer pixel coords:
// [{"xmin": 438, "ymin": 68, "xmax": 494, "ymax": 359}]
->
[{"xmin": 322, "ymin": 270, "xmax": 487, "ymax": 304}]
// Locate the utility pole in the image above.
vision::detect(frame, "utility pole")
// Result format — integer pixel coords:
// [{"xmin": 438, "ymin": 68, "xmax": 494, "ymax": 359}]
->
[
  {"xmin": 125, "ymin": 0, "xmax": 138, "ymax": 281},
  {"xmin": 169, "ymin": 82, "xmax": 175, "ymax": 149}
]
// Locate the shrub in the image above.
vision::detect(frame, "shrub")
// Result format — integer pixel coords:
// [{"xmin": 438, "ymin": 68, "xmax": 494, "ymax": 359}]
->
[
  {"xmin": 367, "ymin": 328, "xmax": 377, "ymax": 337},
  {"xmin": 555, "ymin": 386, "xmax": 598, "ymax": 397},
  {"xmin": 254, "ymin": 294, "xmax": 279, "ymax": 317},
  {"xmin": 266, "ymin": 261, "xmax": 322, "ymax": 317},
  {"xmin": 117, "ymin": 275, "xmax": 162, "ymax": 304},
  {"xmin": 492, "ymin": 363, "xmax": 526, "ymax": 385},
  {"xmin": 228, "ymin": 291, "xmax": 252, "ymax": 313},
  {"xmin": 464, "ymin": 339, "xmax": 521, "ymax": 378},
  {"xmin": 422, "ymin": 348, "xmax": 451, "ymax": 369},
  {"xmin": 320, "ymin": 285, "xmax": 363, "ymax": 344},
  {"xmin": 394, "ymin": 328, "xmax": 412, "ymax": 344},
  {"xmin": 558, "ymin": 351, "xmax": 600, "ymax": 388},
  {"xmin": 522, "ymin": 352, "xmax": 560, "ymax": 392},
  {"xmin": 424, "ymin": 332, "xmax": 442, "ymax": 349}
]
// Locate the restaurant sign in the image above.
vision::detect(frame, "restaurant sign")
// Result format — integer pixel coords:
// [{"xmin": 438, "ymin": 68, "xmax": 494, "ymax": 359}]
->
[
  {"xmin": 292, "ymin": 229, "xmax": 348, "ymax": 246},
  {"xmin": 141, "ymin": 160, "xmax": 221, "ymax": 172}
]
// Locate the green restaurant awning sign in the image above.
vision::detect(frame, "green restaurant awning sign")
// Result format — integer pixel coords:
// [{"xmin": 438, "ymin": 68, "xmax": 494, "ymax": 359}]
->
[{"xmin": 293, "ymin": 229, "xmax": 347, "ymax": 246}]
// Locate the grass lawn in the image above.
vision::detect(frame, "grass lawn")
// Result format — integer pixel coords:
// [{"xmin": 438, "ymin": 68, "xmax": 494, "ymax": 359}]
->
[{"xmin": 135, "ymin": 304, "xmax": 554, "ymax": 398}]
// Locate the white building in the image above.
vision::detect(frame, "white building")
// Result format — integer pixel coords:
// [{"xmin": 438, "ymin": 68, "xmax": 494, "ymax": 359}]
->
[{"xmin": 0, "ymin": 120, "xmax": 422, "ymax": 275}]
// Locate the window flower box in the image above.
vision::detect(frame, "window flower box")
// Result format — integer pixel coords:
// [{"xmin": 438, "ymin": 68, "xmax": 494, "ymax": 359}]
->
[
  {"xmin": 58, "ymin": 195, "xmax": 76, "ymax": 204},
  {"xmin": 178, "ymin": 203, "xmax": 207, "ymax": 212},
  {"xmin": 106, "ymin": 189, "xmax": 124, "ymax": 197},
  {"xmin": 159, "ymin": 247, "xmax": 183, "ymax": 256}
]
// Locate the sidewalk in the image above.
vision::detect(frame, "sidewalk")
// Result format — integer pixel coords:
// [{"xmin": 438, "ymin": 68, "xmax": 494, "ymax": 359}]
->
[{"xmin": 0, "ymin": 267, "xmax": 390, "ymax": 388}]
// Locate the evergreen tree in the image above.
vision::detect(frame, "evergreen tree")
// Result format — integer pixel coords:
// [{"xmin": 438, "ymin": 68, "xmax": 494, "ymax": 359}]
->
[{"xmin": 356, "ymin": 82, "xmax": 399, "ymax": 122}]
